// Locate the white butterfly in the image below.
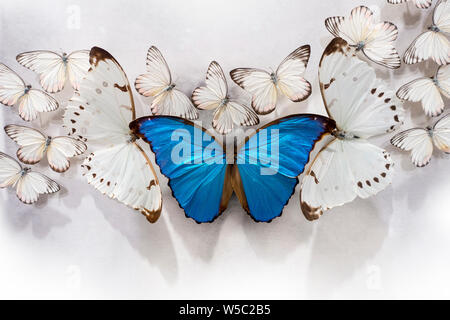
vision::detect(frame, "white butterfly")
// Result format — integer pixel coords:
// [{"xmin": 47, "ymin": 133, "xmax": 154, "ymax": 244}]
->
[
  {"xmin": 192, "ymin": 61, "xmax": 259, "ymax": 135},
  {"xmin": 64, "ymin": 47, "xmax": 162, "ymax": 223},
  {"xmin": 0, "ymin": 63, "xmax": 58, "ymax": 122},
  {"xmin": 325, "ymin": 6, "xmax": 401, "ymax": 69},
  {"xmin": 230, "ymin": 45, "xmax": 312, "ymax": 115},
  {"xmin": 0, "ymin": 152, "xmax": 60, "ymax": 204},
  {"xmin": 134, "ymin": 46, "xmax": 199, "ymax": 120},
  {"xmin": 396, "ymin": 64, "xmax": 449, "ymax": 117},
  {"xmin": 16, "ymin": 50, "xmax": 90, "ymax": 93},
  {"xmin": 299, "ymin": 38, "xmax": 405, "ymax": 221},
  {"xmin": 391, "ymin": 113, "xmax": 450, "ymax": 167},
  {"xmin": 4, "ymin": 124, "xmax": 87, "ymax": 173},
  {"xmin": 403, "ymin": 0, "xmax": 450, "ymax": 65},
  {"xmin": 387, "ymin": 0, "xmax": 433, "ymax": 9}
]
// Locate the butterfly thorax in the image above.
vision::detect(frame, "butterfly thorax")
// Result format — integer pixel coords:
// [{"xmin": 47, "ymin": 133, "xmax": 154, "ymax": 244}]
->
[
  {"xmin": 62, "ymin": 53, "xmax": 68, "ymax": 64},
  {"xmin": 355, "ymin": 41, "xmax": 365, "ymax": 51},
  {"xmin": 426, "ymin": 126, "xmax": 434, "ymax": 137},
  {"xmin": 332, "ymin": 129, "xmax": 359, "ymax": 140},
  {"xmin": 429, "ymin": 24, "xmax": 440, "ymax": 32},
  {"xmin": 219, "ymin": 97, "xmax": 230, "ymax": 107},
  {"xmin": 24, "ymin": 85, "xmax": 31, "ymax": 94},
  {"xmin": 165, "ymin": 84, "xmax": 176, "ymax": 92},
  {"xmin": 270, "ymin": 72, "xmax": 278, "ymax": 85},
  {"xmin": 128, "ymin": 132, "xmax": 139, "ymax": 143},
  {"xmin": 21, "ymin": 167, "xmax": 30, "ymax": 176}
]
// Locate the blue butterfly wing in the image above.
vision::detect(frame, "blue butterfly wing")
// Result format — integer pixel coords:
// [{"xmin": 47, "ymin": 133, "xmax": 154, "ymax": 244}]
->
[
  {"xmin": 235, "ymin": 114, "xmax": 334, "ymax": 222},
  {"xmin": 130, "ymin": 116, "xmax": 229, "ymax": 223}
]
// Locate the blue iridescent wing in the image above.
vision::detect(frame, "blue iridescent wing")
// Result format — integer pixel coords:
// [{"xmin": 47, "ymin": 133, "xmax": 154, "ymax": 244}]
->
[
  {"xmin": 235, "ymin": 114, "xmax": 335, "ymax": 222},
  {"xmin": 130, "ymin": 116, "xmax": 230, "ymax": 223}
]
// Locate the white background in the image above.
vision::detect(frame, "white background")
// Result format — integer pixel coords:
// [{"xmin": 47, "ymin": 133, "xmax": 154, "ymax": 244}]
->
[{"xmin": 0, "ymin": 0, "xmax": 449, "ymax": 299}]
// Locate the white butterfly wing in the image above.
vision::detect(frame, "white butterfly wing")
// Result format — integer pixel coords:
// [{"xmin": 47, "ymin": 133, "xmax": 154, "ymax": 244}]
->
[
  {"xmin": 434, "ymin": 0, "xmax": 450, "ymax": 32},
  {"xmin": 403, "ymin": 31, "xmax": 450, "ymax": 65},
  {"xmin": 0, "ymin": 152, "xmax": 22, "ymax": 188},
  {"xmin": 192, "ymin": 61, "xmax": 227, "ymax": 110},
  {"xmin": 66, "ymin": 50, "xmax": 90, "ymax": 91},
  {"xmin": 397, "ymin": 77, "xmax": 444, "ymax": 117},
  {"xmin": 391, "ymin": 128, "xmax": 433, "ymax": 167},
  {"xmin": 64, "ymin": 47, "xmax": 162, "ymax": 222},
  {"xmin": 16, "ymin": 51, "xmax": 66, "ymax": 93},
  {"xmin": 319, "ymin": 38, "xmax": 404, "ymax": 138},
  {"xmin": 46, "ymin": 136, "xmax": 87, "ymax": 173},
  {"xmin": 135, "ymin": 46, "xmax": 171, "ymax": 97},
  {"xmin": 300, "ymin": 139, "xmax": 393, "ymax": 220},
  {"xmin": 276, "ymin": 45, "xmax": 312, "ymax": 101},
  {"xmin": 15, "ymin": 171, "xmax": 60, "ymax": 204},
  {"xmin": 0, "ymin": 63, "xmax": 26, "ymax": 106},
  {"xmin": 387, "ymin": 0, "xmax": 433, "ymax": 9},
  {"xmin": 433, "ymin": 113, "xmax": 450, "ymax": 152},
  {"xmin": 363, "ymin": 22, "xmax": 401, "ymax": 69},
  {"xmin": 4, "ymin": 124, "xmax": 46, "ymax": 165},
  {"xmin": 212, "ymin": 101, "xmax": 259, "ymax": 135},
  {"xmin": 151, "ymin": 88, "xmax": 199, "ymax": 119},
  {"xmin": 16, "ymin": 89, "xmax": 59, "ymax": 122},
  {"xmin": 230, "ymin": 68, "xmax": 277, "ymax": 115},
  {"xmin": 325, "ymin": 6, "xmax": 373, "ymax": 46},
  {"xmin": 436, "ymin": 64, "xmax": 450, "ymax": 97}
]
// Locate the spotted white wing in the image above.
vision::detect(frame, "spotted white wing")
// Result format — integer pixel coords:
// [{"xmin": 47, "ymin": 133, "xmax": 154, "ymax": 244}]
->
[
  {"xmin": 319, "ymin": 38, "xmax": 404, "ymax": 139},
  {"xmin": 325, "ymin": 6, "xmax": 401, "ymax": 69},
  {"xmin": 64, "ymin": 46, "xmax": 162, "ymax": 223},
  {"xmin": 66, "ymin": 50, "xmax": 90, "ymax": 91},
  {"xmin": 15, "ymin": 171, "xmax": 60, "ymax": 204},
  {"xmin": 230, "ymin": 68, "xmax": 277, "ymax": 114},
  {"xmin": 46, "ymin": 136, "xmax": 87, "ymax": 173},
  {"xmin": 433, "ymin": 113, "xmax": 450, "ymax": 152},
  {"xmin": 4, "ymin": 124, "xmax": 47, "ymax": 165},
  {"xmin": 0, "ymin": 63, "xmax": 26, "ymax": 106},
  {"xmin": 387, "ymin": 0, "xmax": 433, "ymax": 9},
  {"xmin": 275, "ymin": 45, "xmax": 312, "ymax": 101},
  {"xmin": 16, "ymin": 51, "xmax": 67, "ymax": 93},
  {"xmin": 0, "ymin": 152, "xmax": 22, "ymax": 188},
  {"xmin": 391, "ymin": 128, "xmax": 433, "ymax": 167},
  {"xmin": 300, "ymin": 139, "xmax": 394, "ymax": 220}
]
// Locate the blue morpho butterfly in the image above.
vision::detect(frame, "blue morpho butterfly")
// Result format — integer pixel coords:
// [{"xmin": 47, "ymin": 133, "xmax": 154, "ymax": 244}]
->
[{"xmin": 129, "ymin": 114, "xmax": 335, "ymax": 223}]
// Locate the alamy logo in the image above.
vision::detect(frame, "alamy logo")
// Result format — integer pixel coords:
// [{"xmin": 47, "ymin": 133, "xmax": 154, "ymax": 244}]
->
[{"xmin": 170, "ymin": 125, "xmax": 280, "ymax": 175}]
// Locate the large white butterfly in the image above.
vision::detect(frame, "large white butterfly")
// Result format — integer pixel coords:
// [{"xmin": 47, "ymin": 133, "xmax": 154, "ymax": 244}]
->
[
  {"xmin": 396, "ymin": 64, "xmax": 449, "ymax": 117},
  {"xmin": 391, "ymin": 113, "xmax": 450, "ymax": 167},
  {"xmin": 4, "ymin": 124, "xmax": 87, "ymax": 173},
  {"xmin": 0, "ymin": 152, "xmax": 60, "ymax": 204},
  {"xmin": 64, "ymin": 47, "xmax": 163, "ymax": 223},
  {"xmin": 192, "ymin": 61, "xmax": 259, "ymax": 135},
  {"xmin": 0, "ymin": 63, "xmax": 58, "ymax": 122},
  {"xmin": 134, "ymin": 46, "xmax": 199, "ymax": 120},
  {"xmin": 325, "ymin": 6, "xmax": 401, "ymax": 69},
  {"xmin": 230, "ymin": 45, "xmax": 312, "ymax": 115},
  {"xmin": 16, "ymin": 50, "xmax": 90, "ymax": 93},
  {"xmin": 387, "ymin": 0, "xmax": 433, "ymax": 9},
  {"xmin": 403, "ymin": 0, "xmax": 450, "ymax": 65},
  {"xmin": 299, "ymin": 38, "xmax": 405, "ymax": 221}
]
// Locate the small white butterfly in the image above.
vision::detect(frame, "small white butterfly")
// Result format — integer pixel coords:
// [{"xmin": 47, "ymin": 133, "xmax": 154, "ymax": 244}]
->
[
  {"xmin": 397, "ymin": 64, "xmax": 449, "ymax": 117},
  {"xmin": 4, "ymin": 124, "xmax": 87, "ymax": 173},
  {"xmin": 391, "ymin": 113, "xmax": 450, "ymax": 167},
  {"xmin": 230, "ymin": 45, "xmax": 312, "ymax": 115},
  {"xmin": 0, "ymin": 152, "xmax": 60, "ymax": 204},
  {"xmin": 403, "ymin": 0, "xmax": 450, "ymax": 65},
  {"xmin": 325, "ymin": 6, "xmax": 401, "ymax": 69},
  {"xmin": 192, "ymin": 61, "xmax": 259, "ymax": 135},
  {"xmin": 0, "ymin": 63, "xmax": 59, "ymax": 122},
  {"xmin": 387, "ymin": 0, "xmax": 433, "ymax": 9},
  {"xmin": 299, "ymin": 38, "xmax": 405, "ymax": 221},
  {"xmin": 16, "ymin": 50, "xmax": 90, "ymax": 93},
  {"xmin": 134, "ymin": 46, "xmax": 199, "ymax": 120}
]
